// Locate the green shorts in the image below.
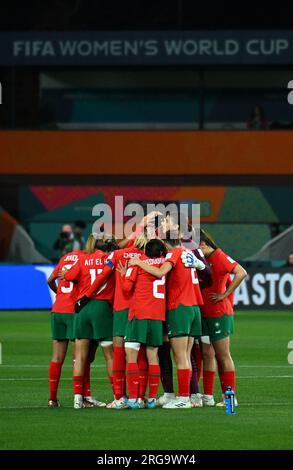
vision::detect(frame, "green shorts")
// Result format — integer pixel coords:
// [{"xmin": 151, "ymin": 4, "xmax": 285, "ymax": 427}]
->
[
  {"xmin": 51, "ymin": 313, "xmax": 75, "ymax": 341},
  {"xmin": 167, "ymin": 305, "xmax": 202, "ymax": 338},
  {"xmin": 125, "ymin": 318, "xmax": 163, "ymax": 347},
  {"xmin": 113, "ymin": 308, "xmax": 129, "ymax": 337},
  {"xmin": 74, "ymin": 299, "xmax": 113, "ymax": 341},
  {"xmin": 201, "ymin": 314, "xmax": 234, "ymax": 342}
]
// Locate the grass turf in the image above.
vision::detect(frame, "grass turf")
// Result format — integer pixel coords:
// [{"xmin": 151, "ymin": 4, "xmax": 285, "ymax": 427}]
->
[{"xmin": 0, "ymin": 310, "xmax": 293, "ymax": 450}]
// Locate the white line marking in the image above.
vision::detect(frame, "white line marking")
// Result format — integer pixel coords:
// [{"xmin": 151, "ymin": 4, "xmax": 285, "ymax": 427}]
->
[
  {"xmin": 0, "ymin": 364, "xmax": 105, "ymax": 368},
  {"xmin": 237, "ymin": 375, "xmax": 293, "ymax": 378},
  {"xmin": 0, "ymin": 364, "xmax": 292, "ymax": 369},
  {"xmin": 0, "ymin": 375, "xmax": 292, "ymax": 382},
  {"xmin": 0, "ymin": 377, "xmax": 108, "ymax": 381},
  {"xmin": 237, "ymin": 365, "xmax": 293, "ymax": 368}
]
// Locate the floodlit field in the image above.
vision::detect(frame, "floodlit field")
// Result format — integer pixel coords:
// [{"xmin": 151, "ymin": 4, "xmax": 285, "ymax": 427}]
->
[{"xmin": 0, "ymin": 310, "xmax": 293, "ymax": 450}]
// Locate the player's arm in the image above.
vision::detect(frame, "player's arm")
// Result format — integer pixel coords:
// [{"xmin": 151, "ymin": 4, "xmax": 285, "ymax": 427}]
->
[
  {"xmin": 210, "ymin": 264, "xmax": 247, "ymax": 303},
  {"xmin": 85, "ymin": 263, "xmax": 114, "ymax": 298},
  {"xmin": 193, "ymin": 249, "xmax": 212, "ymax": 288},
  {"xmin": 181, "ymin": 250, "xmax": 206, "ymax": 271},
  {"xmin": 128, "ymin": 257, "xmax": 172, "ymax": 278},
  {"xmin": 58, "ymin": 260, "xmax": 80, "ymax": 281},
  {"xmin": 47, "ymin": 272, "xmax": 58, "ymax": 294},
  {"xmin": 118, "ymin": 210, "xmax": 161, "ymax": 248},
  {"xmin": 121, "ymin": 268, "xmax": 136, "ymax": 292},
  {"xmin": 116, "ymin": 261, "xmax": 136, "ymax": 291}
]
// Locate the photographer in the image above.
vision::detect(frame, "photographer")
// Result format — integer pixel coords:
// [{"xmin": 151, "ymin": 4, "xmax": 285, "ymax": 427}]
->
[
  {"xmin": 53, "ymin": 224, "xmax": 74, "ymax": 258},
  {"xmin": 72, "ymin": 220, "xmax": 86, "ymax": 251}
]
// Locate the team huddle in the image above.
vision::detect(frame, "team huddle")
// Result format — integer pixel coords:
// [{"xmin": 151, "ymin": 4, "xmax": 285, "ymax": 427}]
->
[{"xmin": 47, "ymin": 211, "xmax": 247, "ymax": 410}]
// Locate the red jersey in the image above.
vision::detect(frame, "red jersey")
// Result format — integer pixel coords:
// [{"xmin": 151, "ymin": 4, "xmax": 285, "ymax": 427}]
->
[
  {"xmin": 64, "ymin": 250, "xmax": 115, "ymax": 304},
  {"xmin": 200, "ymin": 249, "xmax": 238, "ymax": 318},
  {"xmin": 107, "ymin": 247, "xmax": 143, "ymax": 311},
  {"xmin": 122, "ymin": 254, "xmax": 166, "ymax": 321},
  {"xmin": 165, "ymin": 247, "xmax": 203, "ymax": 310},
  {"xmin": 51, "ymin": 251, "xmax": 81, "ymax": 314}
]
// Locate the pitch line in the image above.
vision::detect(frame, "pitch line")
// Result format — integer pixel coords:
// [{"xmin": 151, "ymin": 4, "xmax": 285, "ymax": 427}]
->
[
  {"xmin": 0, "ymin": 375, "xmax": 293, "ymax": 382},
  {"xmin": 0, "ymin": 364, "xmax": 105, "ymax": 368},
  {"xmin": 0, "ymin": 364, "xmax": 292, "ymax": 368}
]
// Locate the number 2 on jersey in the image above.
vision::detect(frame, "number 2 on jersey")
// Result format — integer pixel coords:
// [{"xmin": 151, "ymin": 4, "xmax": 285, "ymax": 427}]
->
[
  {"xmin": 153, "ymin": 276, "xmax": 166, "ymax": 299},
  {"xmin": 191, "ymin": 268, "xmax": 199, "ymax": 284}
]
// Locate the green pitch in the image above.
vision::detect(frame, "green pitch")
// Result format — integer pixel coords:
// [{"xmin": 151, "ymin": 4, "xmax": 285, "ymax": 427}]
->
[{"xmin": 0, "ymin": 310, "xmax": 293, "ymax": 450}]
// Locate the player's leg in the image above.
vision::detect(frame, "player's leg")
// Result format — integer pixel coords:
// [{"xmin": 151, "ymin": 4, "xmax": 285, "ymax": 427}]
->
[
  {"xmin": 71, "ymin": 340, "xmax": 76, "ymax": 395},
  {"xmin": 137, "ymin": 346, "xmax": 148, "ymax": 405},
  {"xmin": 124, "ymin": 342, "xmax": 140, "ymax": 408},
  {"xmin": 82, "ymin": 340, "xmax": 96, "ymax": 401},
  {"xmin": 123, "ymin": 318, "xmax": 148, "ymax": 409},
  {"xmin": 188, "ymin": 308, "xmax": 203, "ymax": 407},
  {"xmin": 206, "ymin": 314, "xmax": 236, "ymax": 406},
  {"xmin": 191, "ymin": 340, "xmax": 203, "ymax": 384},
  {"xmin": 157, "ymin": 327, "xmax": 175, "ymax": 406},
  {"xmin": 163, "ymin": 336, "xmax": 192, "ymax": 409},
  {"xmin": 146, "ymin": 346, "xmax": 160, "ymax": 409},
  {"xmin": 111, "ymin": 308, "xmax": 129, "ymax": 405},
  {"xmin": 163, "ymin": 306, "xmax": 194, "ymax": 409},
  {"xmin": 82, "ymin": 340, "xmax": 106, "ymax": 408},
  {"xmin": 201, "ymin": 339, "xmax": 216, "ymax": 406},
  {"xmin": 48, "ymin": 312, "xmax": 74, "ymax": 407},
  {"xmin": 212, "ymin": 336, "xmax": 237, "ymax": 407},
  {"xmin": 48, "ymin": 339, "xmax": 68, "ymax": 407},
  {"xmin": 100, "ymin": 340, "xmax": 114, "ymax": 394},
  {"xmin": 107, "ymin": 335, "xmax": 127, "ymax": 408},
  {"xmin": 89, "ymin": 298, "xmax": 114, "ymax": 405},
  {"xmin": 187, "ymin": 336, "xmax": 194, "ymax": 378},
  {"xmin": 72, "ymin": 300, "xmax": 94, "ymax": 409},
  {"xmin": 73, "ymin": 338, "xmax": 90, "ymax": 409},
  {"xmin": 144, "ymin": 319, "xmax": 163, "ymax": 409},
  {"xmin": 188, "ymin": 337, "xmax": 202, "ymax": 407}
]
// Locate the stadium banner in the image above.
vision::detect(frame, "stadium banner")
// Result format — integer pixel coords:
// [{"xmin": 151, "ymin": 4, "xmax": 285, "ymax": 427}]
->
[
  {"xmin": 0, "ymin": 265, "xmax": 292, "ymax": 310},
  {"xmin": 0, "ymin": 31, "xmax": 293, "ymax": 65},
  {"xmin": 234, "ymin": 268, "xmax": 293, "ymax": 309},
  {"xmin": 0, "ymin": 265, "xmax": 55, "ymax": 309},
  {"xmin": 2, "ymin": 131, "xmax": 293, "ymax": 176}
]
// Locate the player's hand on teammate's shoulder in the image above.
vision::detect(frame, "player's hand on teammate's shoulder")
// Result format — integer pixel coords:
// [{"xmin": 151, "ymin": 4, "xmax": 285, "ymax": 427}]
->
[
  {"xmin": 57, "ymin": 267, "xmax": 68, "ymax": 280},
  {"xmin": 116, "ymin": 260, "xmax": 128, "ymax": 276},
  {"xmin": 128, "ymin": 257, "xmax": 142, "ymax": 267}
]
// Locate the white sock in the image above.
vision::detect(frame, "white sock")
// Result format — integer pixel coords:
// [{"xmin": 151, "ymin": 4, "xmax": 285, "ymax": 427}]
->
[
  {"xmin": 74, "ymin": 394, "xmax": 83, "ymax": 400},
  {"xmin": 164, "ymin": 392, "xmax": 175, "ymax": 399},
  {"xmin": 128, "ymin": 398, "xmax": 137, "ymax": 403}
]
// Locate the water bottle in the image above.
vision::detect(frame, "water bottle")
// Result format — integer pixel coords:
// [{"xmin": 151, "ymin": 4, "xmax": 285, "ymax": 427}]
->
[{"xmin": 224, "ymin": 386, "xmax": 236, "ymax": 415}]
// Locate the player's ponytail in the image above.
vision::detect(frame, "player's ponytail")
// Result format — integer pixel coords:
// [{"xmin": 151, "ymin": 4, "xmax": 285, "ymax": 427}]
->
[
  {"xmin": 84, "ymin": 234, "xmax": 97, "ymax": 254},
  {"xmin": 134, "ymin": 232, "xmax": 148, "ymax": 250},
  {"xmin": 103, "ymin": 235, "xmax": 119, "ymax": 253}
]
